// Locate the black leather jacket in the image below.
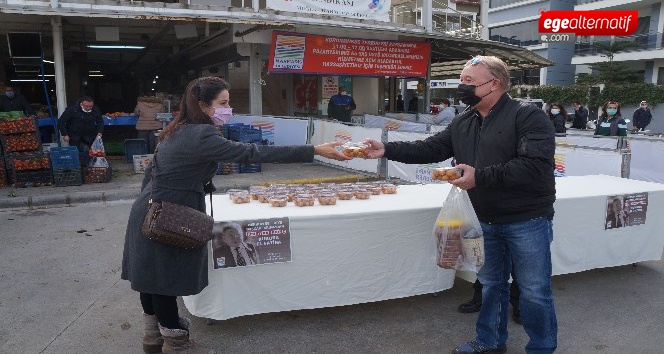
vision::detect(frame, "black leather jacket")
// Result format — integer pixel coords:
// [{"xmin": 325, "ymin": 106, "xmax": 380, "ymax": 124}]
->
[{"xmin": 384, "ymin": 93, "xmax": 556, "ymax": 224}]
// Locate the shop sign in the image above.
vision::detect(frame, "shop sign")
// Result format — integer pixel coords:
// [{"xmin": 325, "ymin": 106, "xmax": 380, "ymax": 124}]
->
[
  {"xmin": 269, "ymin": 32, "xmax": 431, "ymax": 77},
  {"xmin": 266, "ymin": 0, "xmax": 391, "ymax": 22}
]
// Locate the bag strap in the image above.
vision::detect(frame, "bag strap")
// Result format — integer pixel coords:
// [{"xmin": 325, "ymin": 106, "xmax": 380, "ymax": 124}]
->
[{"xmin": 147, "ymin": 143, "xmax": 213, "ymax": 217}]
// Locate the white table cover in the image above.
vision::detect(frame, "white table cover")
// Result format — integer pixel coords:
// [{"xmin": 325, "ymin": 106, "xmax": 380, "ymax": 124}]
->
[{"xmin": 184, "ymin": 176, "xmax": 664, "ymax": 320}]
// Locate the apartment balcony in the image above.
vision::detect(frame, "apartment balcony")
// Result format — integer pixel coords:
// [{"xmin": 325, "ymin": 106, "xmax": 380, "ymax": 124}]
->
[{"xmin": 572, "ymin": 32, "xmax": 664, "ymax": 64}]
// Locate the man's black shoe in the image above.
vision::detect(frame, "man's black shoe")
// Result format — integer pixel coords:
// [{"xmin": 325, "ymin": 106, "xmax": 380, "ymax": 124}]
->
[
  {"xmin": 512, "ymin": 307, "xmax": 522, "ymax": 325},
  {"xmin": 453, "ymin": 340, "xmax": 507, "ymax": 354},
  {"xmin": 458, "ymin": 298, "xmax": 482, "ymax": 313}
]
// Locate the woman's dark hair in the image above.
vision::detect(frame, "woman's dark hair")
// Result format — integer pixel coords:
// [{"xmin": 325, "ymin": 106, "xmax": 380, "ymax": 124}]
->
[
  {"xmin": 600, "ymin": 101, "xmax": 621, "ymax": 119},
  {"xmin": 546, "ymin": 102, "xmax": 568, "ymax": 119},
  {"xmin": 159, "ymin": 76, "xmax": 229, "ymax": 141}
]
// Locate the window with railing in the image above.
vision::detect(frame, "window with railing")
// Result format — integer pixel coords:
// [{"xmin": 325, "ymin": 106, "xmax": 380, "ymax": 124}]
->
[
  {"xmin": 510, "ymin": 69, "xmax": 540, "ymax": 86},
  {"xmin": 489, "ymin": 20, "xmax": 540, "ymax": 47},
  {"xmin": 574, "ymin": 33, "xmax": 664, "ymax": 56}
]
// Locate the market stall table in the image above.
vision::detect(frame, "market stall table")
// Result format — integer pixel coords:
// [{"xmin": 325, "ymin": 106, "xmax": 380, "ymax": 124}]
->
[{"xmin": 184, "ymin": 176, "xmax": 664, "ymax": 320}]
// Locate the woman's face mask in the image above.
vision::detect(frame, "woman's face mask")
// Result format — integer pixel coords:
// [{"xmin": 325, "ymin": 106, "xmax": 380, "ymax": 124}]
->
[
  {"xmin": 551, "ymin": 109, "xmax": 560, "ymax": 115},
  {"xmin": 606, "ymin": 108, "xmax": 618, "ymax": 116},
  {"xmin": 5, "ymin": 91, "xmax": 15, "ymax": 99},
  {"xmin": 211, "ymin": 107, "xmax": 233, "ymax": 125}
]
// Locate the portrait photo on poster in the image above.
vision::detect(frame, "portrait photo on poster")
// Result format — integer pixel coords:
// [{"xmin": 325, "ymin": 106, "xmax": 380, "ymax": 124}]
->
[
  {"xmin": 604, "ymin": 193, "xmax": 649, "ymax": 230},
  {"xmin": 211, "ymin": 217, "xmax": 292, "ymax": 269}
]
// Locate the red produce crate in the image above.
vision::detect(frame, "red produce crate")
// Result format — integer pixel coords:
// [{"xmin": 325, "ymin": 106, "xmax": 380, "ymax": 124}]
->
[
  {"xmin": 7, "ymin": 152, "xmax": 50, "ymax": 171},
  {"xmin": 1, "ymin": 132, "xmax": 41, "ymax": 153},
  {"xmin": 83, "ymin": 166, "xmax": 112, "ymax": 183},
  {"xmin": 0, "ymin": 117, "xmax": 37, "ymax": 134},
  {"xmin": 13, "ymin": 168, "xmax": 53, "ymax": 187}
]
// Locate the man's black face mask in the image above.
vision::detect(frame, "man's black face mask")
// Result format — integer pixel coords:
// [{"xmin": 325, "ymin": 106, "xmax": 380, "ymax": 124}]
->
[{"xmin": 456, "ymin": 80, "xmax": 493, "ymax": 106}]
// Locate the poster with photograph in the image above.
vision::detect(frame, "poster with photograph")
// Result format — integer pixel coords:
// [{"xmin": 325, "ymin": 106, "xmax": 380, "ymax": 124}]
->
[
  {"xmin": 604, "ymin": 192, "xmax": 648, "ymax": 230},
  {"xmin": 211, "ymin": 217, "xmax": 291, "ymax": 269}
]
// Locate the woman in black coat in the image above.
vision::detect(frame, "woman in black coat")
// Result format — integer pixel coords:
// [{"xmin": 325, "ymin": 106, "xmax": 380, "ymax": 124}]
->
[
  {"xmin": 121, "ymin": 77, "xmax": 349, "ymax": 354},
  {"xmin": 546, "ymin": 102, "xmax": 568, "ymax": 134}
]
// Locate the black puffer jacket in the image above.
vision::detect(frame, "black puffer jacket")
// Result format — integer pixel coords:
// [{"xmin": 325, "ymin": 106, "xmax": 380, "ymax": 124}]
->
[
  {"xmin": 384, "ymin": 93, "xmax": 556, "ymax": 224},
  {"xmin": 58, "ymin": 99, "xmax": 104, "ymax": 143}
]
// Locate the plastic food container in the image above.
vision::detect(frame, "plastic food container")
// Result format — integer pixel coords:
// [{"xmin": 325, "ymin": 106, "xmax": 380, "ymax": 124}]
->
[
  {"xmin": 249, "ymin": 186, "xmax": 268, "ymax": 200},
  {"xmin": 227, "ymin": 189, "xmax": 246, "ymax": 200},
  {"xmin": 317, "ymin": 192, "xmax": 338, "ymax": 205},
  {"xmin": 381, "ymin": 183, "xmax": 398, "ymax": 194},
  {"xmin": 354, "ymin": 189, "xmax": 371, "ymax": 200},
  {"xmin": 368, "ymin": 186, "xmax": 382, "ymax": 195},
  {"xmin": 256, "ymin": 192, "xmax": 271, "ymax": 203},
  {"xmin": 269, "ymin": 195, "xmax": 288, "ymax": 207},
  {"xmin": 341, "ymin": 142, "xmax": 369, "ymax": 158},
  {"xmin": 294, "ymin": 194, "xmax": 315, "ymax": 207},
  {"xmin": 229, "ymin": 190, "xmax": 251, "ymax": 204},
  {"xmin": 431, "ymin": 167, "xmax": 463, "ymax": 182},
  {"xmin": 337, "ymin": 189, "xmax": 355, "ymax": 200}
]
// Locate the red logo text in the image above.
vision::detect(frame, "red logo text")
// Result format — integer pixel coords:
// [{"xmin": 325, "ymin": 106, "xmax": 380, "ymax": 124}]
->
[{"xmin": 539, "ymin": 10, "xmax": 638, "ymax": 36}]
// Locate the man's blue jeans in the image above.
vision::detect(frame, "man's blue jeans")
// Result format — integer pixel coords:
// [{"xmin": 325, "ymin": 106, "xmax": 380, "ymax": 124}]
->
[{"xmin": 475, "ymin": 217, "xmax": 557, "ymax": 354}]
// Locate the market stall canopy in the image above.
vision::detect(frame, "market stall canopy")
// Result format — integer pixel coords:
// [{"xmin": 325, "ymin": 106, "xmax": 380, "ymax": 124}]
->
[{"xmin": 428, "ymin": 36, "xmax": 553, "ymax": 78}]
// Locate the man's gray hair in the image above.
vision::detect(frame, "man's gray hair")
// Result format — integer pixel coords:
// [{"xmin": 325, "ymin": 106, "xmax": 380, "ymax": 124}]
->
[{"xmin": 465, "ymin": 55, "xmax": 511, "ymax": 91}]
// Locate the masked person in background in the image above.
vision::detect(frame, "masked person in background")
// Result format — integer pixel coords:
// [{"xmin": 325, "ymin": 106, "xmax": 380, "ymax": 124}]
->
[
  {"xmin": 632, "ymin": 100, "xmax": 653, "ymax": 132},
  {"xmin": 0, "ymin": 85, "xmax": 36, "ymax": 117},
  {"xmin": 328, "ymin": 85, "xmax": 356, "ymax": 123},
  {"xmin": 360, "ymin": 56, "xmax": 557, "ymax": 354},
  {"xmin": 134, "ymin": 91, "xmax": 165, "ymax": 154},
  {"xmin": 595, "ymin": 101, "xmax": 627, "ymax": 137},
  {"xmin": 546, "ymin": 102, "xmax": 568, "ymax": 134},
  {"xmin": 58, "ymin": 96, "xmax": 104, "ymax": 164}
]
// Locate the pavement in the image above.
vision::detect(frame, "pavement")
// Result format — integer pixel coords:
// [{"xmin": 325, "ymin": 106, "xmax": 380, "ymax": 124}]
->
[{"xmin": 0, "ymin": 156, "xmax": 375, "ymax": 210}]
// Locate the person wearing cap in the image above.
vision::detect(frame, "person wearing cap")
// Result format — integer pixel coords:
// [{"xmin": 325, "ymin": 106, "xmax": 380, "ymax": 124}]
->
[{"xmin": 632, "ymin": 100, "xmax": 653, "ymax": 132}]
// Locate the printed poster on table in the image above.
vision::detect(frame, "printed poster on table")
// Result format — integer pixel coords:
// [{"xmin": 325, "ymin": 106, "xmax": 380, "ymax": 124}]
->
[
  {"xmin": 604, "ymin": 193, "xmax": 648, "ymax": 230},
  {"xmin": 269, "ymin": 32, "xmax": 430, "ymax": 77},
  {"xmin": 266, "ymin": 0, "xmax": 391, "ymax": 22},
  {"xmin": 211, "ymin": 217, "xmax": 292, "ymax": 269}
]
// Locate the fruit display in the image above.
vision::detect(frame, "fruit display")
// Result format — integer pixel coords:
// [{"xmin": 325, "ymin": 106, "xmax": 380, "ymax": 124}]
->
[
  {"xmin": 431, "ymin": 167, "xmax": 463, "ymax": 182},
  {"xmin": 9, "ymin": 152, "xmax": 50, "ymax": 171},
  {"xmin": 341, "ymin": 142, "xmax": 369, "ymax": 158},
  {"xmin": 0, "ymin": 118, "xmax": 36, "ymax": 134},
  {"xmin": 0, "ymin": 111, "xmax": 26, "ymax": 121},
  {"xmin": 2, "ymin": 132, "xmax": 40, "ymax": 152},
  {"xmin": 105, "ymin": 112, "xmax": 130, "ymax": 117}
]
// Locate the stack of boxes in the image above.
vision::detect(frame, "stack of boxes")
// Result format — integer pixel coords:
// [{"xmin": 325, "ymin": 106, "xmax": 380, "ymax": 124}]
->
[
  {"xmin": 224, "ymin": 124, "xmax": 263, "ymax": 174},
  {"xmin": 0, "ymin": 117, "xmax": 53, "ymax": 187}
]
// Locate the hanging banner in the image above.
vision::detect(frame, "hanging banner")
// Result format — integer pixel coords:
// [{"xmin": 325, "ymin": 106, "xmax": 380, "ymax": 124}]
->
[
  {"xmin": 269, "ymin": 32, "xmax": 430, "ymax": 77},
  {"xmin": 211, "ymin": 218, "xmax": 292, "ymax": 269},
  {"xmin": 266, "ymin": 0, "xmax": 391, "ymax": 22}
]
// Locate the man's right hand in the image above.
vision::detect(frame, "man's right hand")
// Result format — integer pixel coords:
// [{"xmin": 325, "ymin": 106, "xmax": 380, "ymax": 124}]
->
[
  {"xmin": 63, "ymin": 135, "xmax": 70, "ymax": 143},
  {"xmin": 362, "ymin": 138, "xmax": 385, "ymax": 159}
]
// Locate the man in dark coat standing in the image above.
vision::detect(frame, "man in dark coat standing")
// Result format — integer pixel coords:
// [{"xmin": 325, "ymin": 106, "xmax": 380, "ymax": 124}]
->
[
  {"xmin": 328, "ymin": 85, "xmax": 356, "ymax": 123},
  {"xmin": 0, "ymin": 85, "xmax": 36, "ymax": 116},
  {"xmin": 632, "ymin": 100, "xmax": 653, "ymax": 132},
  {"xmin": 58, "ymin": 96, "xmax": 104, "ymax": 155}
]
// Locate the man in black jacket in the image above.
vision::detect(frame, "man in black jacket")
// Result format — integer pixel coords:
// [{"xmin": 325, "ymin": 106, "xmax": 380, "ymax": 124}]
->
[
  {"xmin": 58, "ymin": 96, "xmax": 103, "ymax": 156},
  {"xmin": 362, "ymin": 56, "xmax": 557, "ymax": 354},
  {"xmin": 0, "ymin": 85, "xmax": 36, "ymax": 117},
  {"xmin": 571, "ymin": 100, "xmax": 589, "ymax": 129}
]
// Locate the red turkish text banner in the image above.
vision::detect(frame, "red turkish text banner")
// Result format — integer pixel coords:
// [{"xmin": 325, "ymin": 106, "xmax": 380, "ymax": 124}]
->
[{"xmin": 269, "ymin": 32, "xmax": 431, "ymax": 77}]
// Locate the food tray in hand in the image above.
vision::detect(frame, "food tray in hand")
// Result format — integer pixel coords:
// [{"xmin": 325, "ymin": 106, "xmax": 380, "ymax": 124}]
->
[
  {"xmin": 52, "ymin": 169, "xmax": 83, "ymax": 187},
  {"xmin": 431, "ymin": 167, "xmax": 463, "ymax": 182},
  {"xmin": 133, "ymin": 154, "xmax": 154, "ymax": 174},
  {"xmin": 341, "ymin": 142, "xmax": 369, "ymax": 158},
  {"xmin": 1, "ymin": 132, "xmax": 41, "ymax": 153},
  {"xmin": 83, "ymin": 166, "xmax": 112, "ymax": 184},
  {"xmin": 7, "ymin": 152, "xmax": 51, "ymax": 171},
  {"xmin": 0, "ymin": 117, "xmax": 37, "ymax": 134},
  {"xmin": 49, "ymin": 147, "xmax": 81, "ymax": 169},
  {"xmin": 13, "ymin": 168, "xmax": 53, "ymax": 188}
]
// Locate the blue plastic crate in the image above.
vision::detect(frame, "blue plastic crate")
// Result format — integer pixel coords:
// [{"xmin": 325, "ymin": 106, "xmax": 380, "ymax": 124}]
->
[
  {"xmin": 239, "ymin": 163, "xmax": 261, "ymax": 174},
  {"xmin": 124, "ymin": 139, "xmax": 148, "ymax": 163},
  {"xmin": 228, "ymin": 125, "xmax": 262, "ymax": 143},
  {"xmin": 49, "ymin": 146, "xmax": 81, "ymax": 169}
]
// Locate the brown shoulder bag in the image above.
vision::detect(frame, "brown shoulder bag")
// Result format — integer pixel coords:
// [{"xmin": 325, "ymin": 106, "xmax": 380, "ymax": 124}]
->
[{"xmin": 141, "ymin": 146, "xmax": 214, "ymax": 249}]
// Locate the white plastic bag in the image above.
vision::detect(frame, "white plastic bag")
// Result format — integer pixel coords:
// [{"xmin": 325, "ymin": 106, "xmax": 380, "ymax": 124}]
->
[
  {"xmin": 89, "ymin": 156, "xmax": 110, "ymax": 168},
  {"xmin": 433, "ymin": 187, "xmax": 484, "ymax": 272},
  {"xmin": 89, "ymin": 135, "xmax": 106, "ymax": 157}
]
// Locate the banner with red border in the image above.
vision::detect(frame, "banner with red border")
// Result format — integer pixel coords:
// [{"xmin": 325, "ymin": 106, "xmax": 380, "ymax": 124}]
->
[{"xmin": 268, "ymin": 32, "xmax": 430, "ymax": 77}]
